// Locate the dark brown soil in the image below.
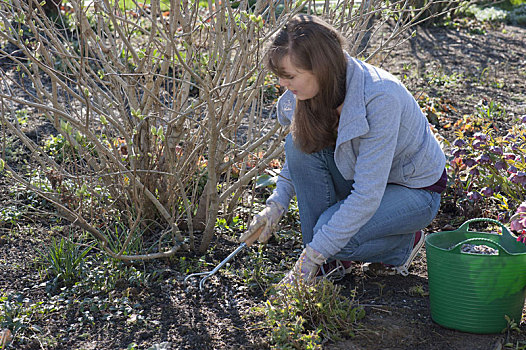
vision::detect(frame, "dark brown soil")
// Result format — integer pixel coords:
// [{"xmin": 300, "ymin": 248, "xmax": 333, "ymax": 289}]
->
[{"xmin": 1, "ymin": 21, "xmax": 526, "ymax": 350}]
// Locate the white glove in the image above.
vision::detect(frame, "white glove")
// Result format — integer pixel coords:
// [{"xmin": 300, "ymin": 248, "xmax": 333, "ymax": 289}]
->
[
  {"xmin": 278, "ymin": 245, "xmax": 326, "ymax": 286},
  {"xmin": 240, "ymin": 201, "xmax": 285, "ymax": 244}
]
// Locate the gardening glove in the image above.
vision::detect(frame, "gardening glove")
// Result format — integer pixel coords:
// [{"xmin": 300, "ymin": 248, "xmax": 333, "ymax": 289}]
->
[
  {"xmin": 239, "ymin": 201, "xmax": 285, "ymax": 245},
  {"xmin": 278, "ymin": 245, "xmax": 326, "ymax": 286}
]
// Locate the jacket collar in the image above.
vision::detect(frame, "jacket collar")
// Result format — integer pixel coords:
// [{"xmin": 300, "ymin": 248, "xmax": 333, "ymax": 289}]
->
[{"xmin": 336, "ymin": 54, "xmax": 370, "ymax": 146}]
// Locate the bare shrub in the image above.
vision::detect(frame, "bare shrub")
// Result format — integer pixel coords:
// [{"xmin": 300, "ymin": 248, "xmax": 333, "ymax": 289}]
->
[{"xmin": 0, "ymin": 0, "xmax": 461, "ymax": 258}]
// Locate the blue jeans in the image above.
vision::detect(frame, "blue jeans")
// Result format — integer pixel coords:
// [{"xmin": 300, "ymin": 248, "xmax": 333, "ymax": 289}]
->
[{"xmin": 285, "ymin": 134, "xmax": 441, "ymax": 265}]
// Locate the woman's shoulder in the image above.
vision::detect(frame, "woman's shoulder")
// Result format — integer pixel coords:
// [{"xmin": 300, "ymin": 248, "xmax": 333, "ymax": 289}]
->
[
  {"xmin": 348, "ymin": 58, "xmax": 410, "ymax": 111},
  {"xmin": 347, "ymin": 57, "xmax": 402, "ymax": 89}
]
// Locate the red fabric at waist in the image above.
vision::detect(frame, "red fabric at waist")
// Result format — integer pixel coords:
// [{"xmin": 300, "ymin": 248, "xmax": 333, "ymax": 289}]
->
[{"xmin": 420, "ymin": 168, "xmax": 447, "ymax": 194}]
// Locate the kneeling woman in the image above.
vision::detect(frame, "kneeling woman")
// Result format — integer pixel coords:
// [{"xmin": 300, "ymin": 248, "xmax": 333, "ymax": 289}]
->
[{"xmin": 240, "ymin": 15, "xmax": 446, "ymax": 283}]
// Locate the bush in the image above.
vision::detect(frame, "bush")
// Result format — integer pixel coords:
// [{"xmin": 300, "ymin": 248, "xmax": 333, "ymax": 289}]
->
[
  {"xmin": 467, "ymin": 5, "xmax": 508, "ymax": 22},
  {"xmin": 509, "ymin": 4, "xmax": 526, "ymax": 24},
  {"xmin": 0, "ymin": 0, "xmax": 458, "ymax": 258}
]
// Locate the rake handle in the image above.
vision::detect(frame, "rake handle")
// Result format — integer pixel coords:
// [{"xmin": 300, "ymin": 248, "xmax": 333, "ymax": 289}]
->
[{"xmin": 198, "ymin": 242, "xmax": 247, "ymax": 290}]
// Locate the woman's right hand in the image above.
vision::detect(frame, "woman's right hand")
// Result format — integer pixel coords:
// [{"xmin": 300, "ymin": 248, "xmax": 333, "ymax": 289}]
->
[{"xmin": 239, "ymin": 201, "xmax": 285, "ymax": 245}]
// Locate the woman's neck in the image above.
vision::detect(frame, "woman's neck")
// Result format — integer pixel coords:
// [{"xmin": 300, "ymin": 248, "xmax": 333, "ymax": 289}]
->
[{"xmin": 336, "ymin": 103, "xmax": 343, "ymax": 116}]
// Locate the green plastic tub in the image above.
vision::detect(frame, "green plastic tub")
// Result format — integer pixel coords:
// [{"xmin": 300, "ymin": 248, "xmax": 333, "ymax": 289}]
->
[{"xmin": 426, "ymin": 218, "xmax": 526, "ymax": 334}]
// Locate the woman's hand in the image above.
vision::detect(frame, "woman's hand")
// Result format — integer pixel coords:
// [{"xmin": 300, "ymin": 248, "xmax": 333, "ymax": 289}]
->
[
  {"xmin": 278, "ymin": 245, "xmax": 326, "ymax": 286},
  {"xmin": 239, "ymin": 201, "xmax": 285, "ymax": 245}
]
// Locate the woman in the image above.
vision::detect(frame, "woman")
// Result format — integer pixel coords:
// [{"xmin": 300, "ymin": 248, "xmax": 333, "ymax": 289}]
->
[{"xmin": 240, "ymin": 15, "xmax": 446, "ymax": 283}]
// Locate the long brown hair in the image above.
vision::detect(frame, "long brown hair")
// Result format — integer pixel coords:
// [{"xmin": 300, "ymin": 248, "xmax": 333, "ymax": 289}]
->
[{"xmin": 266, "ymin": 15, "xmax": 347, "ymax": 153}]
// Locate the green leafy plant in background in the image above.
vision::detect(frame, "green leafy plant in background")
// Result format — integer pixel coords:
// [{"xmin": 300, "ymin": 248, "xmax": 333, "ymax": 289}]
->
[
  {"xmin": 0, "ymin": 293, "xmax": 46, "ymax": 336},
  {"xmin": 447, "ymin": 100, "xmax": 526, "ymax": 219},
  {"xmin": 215, "ymin": 215, "xmax": 245, "ymax": 236},
  {"xmin": 467, "ymin": 5, "xmax": 508, "ymax": 22},
  {"xmin": 117, "ymin": 0, "xmax": 171, "ymax": 11},
  {"xmin": 37, "ymin": 234, "xmax": 93, "ymax": 290},
  {"xmin": 0, "ymin": 294, "xmax": 25, "ymax": 334},
  {"xmin": 0, "ymin": 205, "xmax": 23, "ymax": 226},
  {"xmin": 508, "ymin": 3, "xmax": 526, "ymax": 24},
  {"xmin": 465, "ymin": 0, "xmax": 526, "ymax": 25},
  {"xmin": 103, "ymin": 221, "xmax": 145, "ymax": 257},
  {"xmin": 256, "ymin": 279, "xmax": 365, "ymax": 348}
]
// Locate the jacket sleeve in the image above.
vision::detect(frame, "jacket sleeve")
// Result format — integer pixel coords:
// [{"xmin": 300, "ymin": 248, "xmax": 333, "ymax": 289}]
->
[{"xmin": 308, "ymin": 92, "xmax": 402, "ymax": 258}]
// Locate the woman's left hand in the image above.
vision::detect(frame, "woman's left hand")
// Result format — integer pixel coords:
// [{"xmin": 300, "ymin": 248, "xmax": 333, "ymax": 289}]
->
[{"xmin": 278, "ymin": 245, "xmax": 326, "ymax": 286}]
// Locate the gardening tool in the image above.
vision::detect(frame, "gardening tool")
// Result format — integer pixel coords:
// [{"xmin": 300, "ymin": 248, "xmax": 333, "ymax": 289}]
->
[{"xmin": 184, "ymin": 227, "xmax": 262, "ymax": 291}]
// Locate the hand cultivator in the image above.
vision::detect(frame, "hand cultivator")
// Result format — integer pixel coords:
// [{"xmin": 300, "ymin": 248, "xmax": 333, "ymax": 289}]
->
[{"xmin": 184, "ymin": 229, "xmax": 261, "ymax": 291}]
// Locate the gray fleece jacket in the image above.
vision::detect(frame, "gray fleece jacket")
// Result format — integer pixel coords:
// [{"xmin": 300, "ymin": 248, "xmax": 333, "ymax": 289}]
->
[{"xmin": 267, "ymin": 55, "xmax": 446, "ymax": 259}]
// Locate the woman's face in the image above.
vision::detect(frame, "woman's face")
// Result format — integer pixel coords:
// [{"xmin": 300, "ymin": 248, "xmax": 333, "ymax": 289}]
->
[{"xmin": 278, "ymin": 55, "xmax": 319, "ymax": 101}]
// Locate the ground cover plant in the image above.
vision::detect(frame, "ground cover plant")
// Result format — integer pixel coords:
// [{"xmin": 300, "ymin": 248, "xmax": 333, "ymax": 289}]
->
[{"xmin": 1, "ymin": 0, "xmax": 526, "ymax": 349}]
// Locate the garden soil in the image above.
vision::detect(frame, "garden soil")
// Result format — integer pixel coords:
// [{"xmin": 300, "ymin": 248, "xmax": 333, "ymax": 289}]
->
[{"xmin": 1, "ymin": 22, "xmax": 526, "ymax": 350}]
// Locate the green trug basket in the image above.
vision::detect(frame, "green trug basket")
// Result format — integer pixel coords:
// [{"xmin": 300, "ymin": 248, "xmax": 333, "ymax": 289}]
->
[{"xmin": 426, "ymin": 218, "xmax": 526, "ymax": 334}]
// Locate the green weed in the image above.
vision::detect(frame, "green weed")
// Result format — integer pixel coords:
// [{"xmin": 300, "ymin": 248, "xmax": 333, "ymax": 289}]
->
[
  {"xmin": 43, "ymin": 133, "xmax": 69, "ymax": 159},
  {"xmin": 373, "ymin": 282, "xmax": 386, "ymax": 297},
  {"xmin": 102, "ymin": 221, "xmax": 146, "ymax": 257},
  {"xmin": 15, "ymin": 109, "xmax": 28, "ymax": 126},
  {"xmin": 0, "ymin": 205, "xmax": 23, "ymax": 226},
  {"xmin": 423, "ymin": 70, "xmax": 463, "ymax": 88},
  {"xmin": 176, "ymin": 256, "xmax": 206, "ymax": 275},
  {"xmin": 0, "ymin": 293, "xmax": 46, "ymax": 335},
  {"xmin": 504, "ymin": 341, "xmax": 526, "ymax": 350},
  {"xmin": 408, "ymin": 284, "xmax": 429, "ymax": 297},
  {"xmin": 238, "ymin": 245, "xmax": 283, "ymax": 292},
  {"xmin": 37, "ymin": 234, "xmax": 93, "ymax": 290},
  {"xmin": 216, "ymin": 215, "xmax": 245, "ymax": 236},
  {"xmin": 256, "ymin": 278, "xmax": 365, "ymax": 348},
  {"xmin": 467, "ymin": 5, "xmax": 508, "ymax": 23},
  {"xmin": 503, "ymin": 315, "xmax": 521, "ymax": 334}
]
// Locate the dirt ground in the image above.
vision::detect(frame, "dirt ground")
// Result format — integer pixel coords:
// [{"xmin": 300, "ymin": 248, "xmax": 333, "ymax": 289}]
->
[{"xmin": 1, "ymin": 20, "xmax": 526, "ymax": 350}]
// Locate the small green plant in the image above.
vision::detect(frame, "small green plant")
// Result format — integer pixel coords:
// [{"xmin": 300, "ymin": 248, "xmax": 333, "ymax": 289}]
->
[
  {"xmin": 504, "ymin": 341, "xmax": 526, "ymax": 350},
  {"xmin": 503, "ymin": 315, "xmax": 521, "ymax": 334},
  {"xmin": 15, "ymin": 109, "xmax": 29, "ymax": 126},
  {"xmin": 467, "ymin": 5, "xmax": 508, "ymax": 23},
  {"xmin": 0, "ymin": 205, "xmax": 23, "ymax": 226},
  {"xmin": 68, "ymin": 253, "xmax": 149, "ymax": 294},
  {"xmin": 238, "ymin": 245, "xmax": 282, "ymax": 291},
  {"xmin": 176, "ymin": 256, "xmax": 206, "ymax": 275},
  {"xmin": 423, "ymin": 70, "xmax": 463, "ymax": 88},
  {"xmin": 373, "ymin": 282, "xmax": 386, "ymax": 297},
  {"xmin": 215, "ymin": 215, "xmax": 245, "ymax": 235},
  {"xmin": 37, "ymin": 234, "xmax": 93, "ymax": 290},
  {"xmin": 103, "ymin": 221, "xmax": 145, "ymax": 257},
  {"xmin": 257, "ymin": 278, "xmax": 365, "ymax": 348},
  {"xmin": 408, "ymin": 284, "xmax": 429, "ymax": 297},
  {"xmin": 0, "ymin": 294, "xmax": 24, "ymax": 333},
  {"xmin": 0, "ymin": 293, "xmax": 45, "ymax": 335},
  {"xmin": 43, "ymin": 133, "xmax": 68, "ymax": 158}
]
